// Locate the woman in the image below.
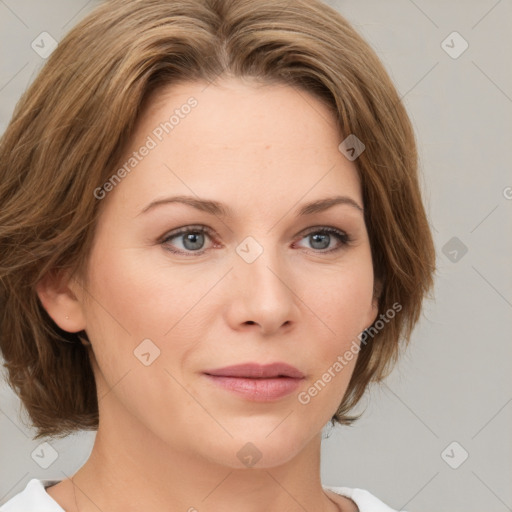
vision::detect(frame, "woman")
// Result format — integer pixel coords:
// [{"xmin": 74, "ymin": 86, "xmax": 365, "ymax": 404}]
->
[{"xmin": 0, "ymin": 0, "xmax": 435, "ymax": 511}]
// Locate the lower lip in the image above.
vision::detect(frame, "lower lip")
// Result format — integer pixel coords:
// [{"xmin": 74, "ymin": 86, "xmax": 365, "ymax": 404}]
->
[{"xmin": 204, "ymin": 375, "xmax": 303, "ymax": 401}]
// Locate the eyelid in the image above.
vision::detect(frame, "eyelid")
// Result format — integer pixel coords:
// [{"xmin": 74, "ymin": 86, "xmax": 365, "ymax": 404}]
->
[
  {"xmin": 159, "ymin": 225, "xmax": 217, "ymax": 253},
  {"xmin": 160, "ymin": 224, "xmax": 215, "ymax": 240},
  {"xmin": 299, "ymin": 225, "xmax": 346, "ymax": 235}
]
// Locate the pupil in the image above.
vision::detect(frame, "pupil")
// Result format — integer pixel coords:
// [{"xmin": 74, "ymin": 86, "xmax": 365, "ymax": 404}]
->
[
  {"xmin": 184, "ymin": 232, "xmax": 204, "ymax": 250},
  {"xmin": 311, "ymin": 233, "xmax": 329, "ymax": 250}
]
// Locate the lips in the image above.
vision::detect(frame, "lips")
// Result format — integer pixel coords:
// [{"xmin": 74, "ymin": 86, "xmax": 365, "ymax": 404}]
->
[
  {"xmin": 203, "ymin": 363, "xmax": 305, "ymax": 401},
  {"xmin": 203, "ymin": 362, "xmax": 305, "ymax": 379}
]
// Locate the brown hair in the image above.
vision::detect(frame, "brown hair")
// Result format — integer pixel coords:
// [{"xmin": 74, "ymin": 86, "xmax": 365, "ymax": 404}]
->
[{"xmin": 0, "ymin": 0, "xmax": 435, "ymax": 439}]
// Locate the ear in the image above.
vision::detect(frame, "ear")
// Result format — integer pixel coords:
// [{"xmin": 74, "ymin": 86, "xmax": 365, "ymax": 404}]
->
[
  {"xmin": 35, "ymin": 269, "xmax": 87, "ymax": 333},
  {"xmin": 365, "ymin": 276, "xmax": 383, "ymax": 329},
  {"xmin": 372, "ymin": 276, "xmax": 383, "ymax": 309}
]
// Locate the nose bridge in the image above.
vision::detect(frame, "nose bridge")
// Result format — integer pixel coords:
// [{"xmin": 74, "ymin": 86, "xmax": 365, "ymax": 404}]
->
[
  {"xmin": 232, "ymin": 234, "xmax": 296, "ymax": 330},
  {"xmin": 237, "ymin": 234, "xmax": 288, "ymax": 299}
]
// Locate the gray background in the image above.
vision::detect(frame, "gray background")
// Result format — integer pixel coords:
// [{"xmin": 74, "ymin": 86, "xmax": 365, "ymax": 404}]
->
[{"xmin": 1, "ymin": 1, "xmax": 511, "ymax": 511}]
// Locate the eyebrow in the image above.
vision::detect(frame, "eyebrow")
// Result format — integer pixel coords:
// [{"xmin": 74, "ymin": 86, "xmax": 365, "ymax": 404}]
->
[{"xmin": 139, "ymin": 194, "xmax": 364, "ymax": 217}]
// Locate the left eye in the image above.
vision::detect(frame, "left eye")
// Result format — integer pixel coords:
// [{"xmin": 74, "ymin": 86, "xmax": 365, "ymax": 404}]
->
[{"xmin": 295, "ymin": 227, "xmax": 351, "ymax": 252}]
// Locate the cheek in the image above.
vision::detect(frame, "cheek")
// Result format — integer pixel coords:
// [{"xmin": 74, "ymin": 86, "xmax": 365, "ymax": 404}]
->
[
  {"xmin": 81, "ymin": 247, "xmax": 203, "ymax": 423},
  {"xmin": 294, "ymin": 256, "xmax": 374, "ymax": 399},
  {"xmin": 85, "ymin": 245, "xmax": 203, "ymax": 337},
  {"xmin": 301, "ymin": 256, "xmax": 375, "ymax": 338},
  {"xmin": 82, "ymin": 244, "xmax": 220, "ymax": 400}
]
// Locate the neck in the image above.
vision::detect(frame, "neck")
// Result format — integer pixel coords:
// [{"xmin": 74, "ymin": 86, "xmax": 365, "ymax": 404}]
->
[{"xmin": 71, "ymin": 428, "xmax": 341, "ymax": 512}]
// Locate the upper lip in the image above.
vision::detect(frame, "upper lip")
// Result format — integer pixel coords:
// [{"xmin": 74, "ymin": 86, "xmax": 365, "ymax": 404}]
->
[{"xmin": 204, "ymin": 362, "xmax": 305, "ymax": 379}]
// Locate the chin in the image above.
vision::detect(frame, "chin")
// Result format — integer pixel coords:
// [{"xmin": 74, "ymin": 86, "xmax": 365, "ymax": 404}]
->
[{"xmin": 198, "ymin": 426, "xmax": 314, "ymax": 470}]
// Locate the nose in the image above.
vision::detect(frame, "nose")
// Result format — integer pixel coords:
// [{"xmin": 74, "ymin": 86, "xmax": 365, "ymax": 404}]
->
[{"xmin": 224, "ymin": 242, "xmax": 299, "ymax": 335}]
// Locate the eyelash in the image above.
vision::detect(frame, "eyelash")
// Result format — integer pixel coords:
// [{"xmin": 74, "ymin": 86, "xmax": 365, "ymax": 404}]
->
[{"xmin": 160, "ymin": 224, "xmax": 352, "ymax": 256}]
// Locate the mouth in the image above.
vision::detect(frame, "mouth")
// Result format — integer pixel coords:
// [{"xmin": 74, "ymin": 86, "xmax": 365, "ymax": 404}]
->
[
  {"xmin": 203, "ymin": 362, "xmax": 305, "ymax": 401},
  {"xmin": 203, "ymin": 362, "xmax": 305, "ymax": 379}
]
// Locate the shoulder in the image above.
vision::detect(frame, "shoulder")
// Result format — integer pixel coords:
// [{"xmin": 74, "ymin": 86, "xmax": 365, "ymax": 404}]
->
[
  {"xmin": 0, "ymin": 479, "xmax": 64, "ymax": 512},
  {"xmin": 4, "ymin": 479, "xmax": 407, "ymax": 512},
  {"xmin": 324, "ymin": 485, "xmax": 408, "ymax": 512}
]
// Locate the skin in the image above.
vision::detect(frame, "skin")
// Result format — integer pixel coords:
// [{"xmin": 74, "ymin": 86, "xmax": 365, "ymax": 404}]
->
[{"xmin": 38, "ymin": 76, "xmax": 380, "ymax": 512}]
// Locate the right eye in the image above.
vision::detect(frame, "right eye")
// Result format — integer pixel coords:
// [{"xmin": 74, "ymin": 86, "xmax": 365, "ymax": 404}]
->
[{"xmin": 161, "ymin": 225, "xmax": 216, "ymax": 256}]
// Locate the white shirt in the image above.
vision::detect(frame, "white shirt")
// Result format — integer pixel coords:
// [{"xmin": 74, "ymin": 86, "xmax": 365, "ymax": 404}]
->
[{"xmin": 0, "ymin": 479, "xmax": 406, "ymax": 512}]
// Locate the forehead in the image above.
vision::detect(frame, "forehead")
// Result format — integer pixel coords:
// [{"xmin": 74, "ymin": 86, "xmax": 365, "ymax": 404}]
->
[
  {"xmin": 142, "ymin": 77, "xmax": 342, "ymax": 148},
  {"xmin": 107, "ymin": 77, "xmax": 362, "ymax": 215}
]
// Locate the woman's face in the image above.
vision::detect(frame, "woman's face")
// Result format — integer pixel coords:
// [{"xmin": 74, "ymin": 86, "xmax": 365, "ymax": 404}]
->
[{"xmin": 71, "ymin": 77, "xmax": 378, "ymax": 468}]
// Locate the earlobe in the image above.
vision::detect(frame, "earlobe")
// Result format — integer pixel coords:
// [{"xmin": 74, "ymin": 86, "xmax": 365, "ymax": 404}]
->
[
  {"xmin": 373, "ymin": 276, "xmax": 383, "ymax": 305},
  {"xmin": 365, "ymin": 276, "xmax": 383, "ymax": 329},
  {"xmin": 35, "ymin": 269, "xmax": 86, "ymax": 333}
]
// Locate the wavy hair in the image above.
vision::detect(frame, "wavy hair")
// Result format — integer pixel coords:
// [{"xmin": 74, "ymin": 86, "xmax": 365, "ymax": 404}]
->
[{"xmin": 0, "ymin": 0, "xmax": 436, "ymax": 439}]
